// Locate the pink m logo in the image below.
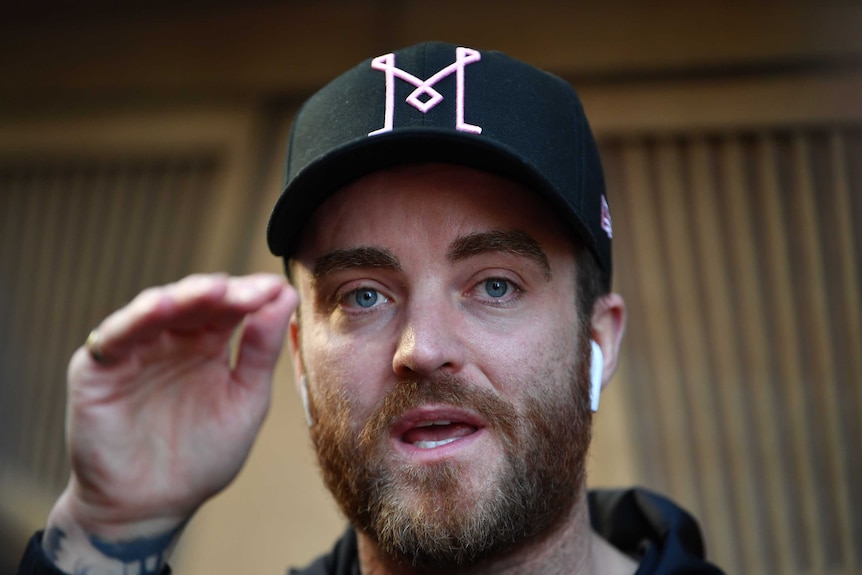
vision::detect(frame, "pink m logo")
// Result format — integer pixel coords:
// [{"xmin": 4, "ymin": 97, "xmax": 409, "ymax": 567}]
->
[{"xmin": 368, "ymin": 47, "xmax": 482, "ymax": 137}]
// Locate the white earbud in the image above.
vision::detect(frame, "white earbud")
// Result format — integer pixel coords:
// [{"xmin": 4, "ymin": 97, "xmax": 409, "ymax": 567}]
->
[
  {"xmin": 299, "ymin": 374, "xmax": 314, "ymax": 427},
  {"xmin": 589, "ymin": 340, "xmax": 604, "ymax": 413}
]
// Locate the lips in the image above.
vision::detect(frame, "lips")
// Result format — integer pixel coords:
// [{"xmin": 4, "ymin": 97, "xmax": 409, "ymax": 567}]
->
[
  {"xmin": 394, "ymin": 408, "xmax": 484, "ymax": 452},
  {"xmin": 402, "ymin": 420, "xmax": 478, "ymax": 449}
]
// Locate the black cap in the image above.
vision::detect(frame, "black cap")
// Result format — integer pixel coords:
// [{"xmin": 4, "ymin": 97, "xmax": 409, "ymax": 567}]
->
[{"xmin": 267, "ymin": 41, "xmax": 612, "ymax": 283}]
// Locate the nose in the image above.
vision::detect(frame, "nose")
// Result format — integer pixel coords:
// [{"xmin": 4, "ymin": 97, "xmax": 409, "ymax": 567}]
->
[{"xmin": 392, "ymin": 299, "xmax": 465, "ymax": 379}]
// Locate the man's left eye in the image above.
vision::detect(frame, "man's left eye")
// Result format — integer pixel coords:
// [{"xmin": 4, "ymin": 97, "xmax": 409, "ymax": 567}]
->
[{"xmin": 483, "ymin": 278, "xmax": 510, "ymax": 298}]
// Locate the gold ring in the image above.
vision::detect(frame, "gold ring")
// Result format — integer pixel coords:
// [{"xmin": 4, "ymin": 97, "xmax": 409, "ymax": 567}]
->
[{"xmin": 85, "ymin": 329, "xmax": 108, "ymax": 365}]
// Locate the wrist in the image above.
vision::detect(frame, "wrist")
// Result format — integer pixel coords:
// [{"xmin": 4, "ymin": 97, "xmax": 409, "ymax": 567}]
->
[{"xmin": 43, "ymin": 489, "xmax": 185, "ymax": 575}]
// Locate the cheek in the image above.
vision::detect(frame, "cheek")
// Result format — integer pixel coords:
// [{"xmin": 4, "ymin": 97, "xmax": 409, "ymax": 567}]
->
[
  {"xmin": 476, "ymin": 306, "xmax": 580, "ymax": 397},
  {"xmin": 302, "ymin": 322, "xmax": 394, "ymax": 428}
]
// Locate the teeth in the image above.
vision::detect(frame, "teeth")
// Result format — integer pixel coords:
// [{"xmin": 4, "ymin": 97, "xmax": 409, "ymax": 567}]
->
[
  {"xmin": 413, "ymin": 437, "xmax": 458, "ymax": 449},
  {"xmin": 415, "ymin": 420, "xmax": 452, "ymax": 428}
]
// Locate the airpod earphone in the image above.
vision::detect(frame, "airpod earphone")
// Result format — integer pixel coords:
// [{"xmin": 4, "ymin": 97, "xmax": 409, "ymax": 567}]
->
[
  {"xmin": 299, "ymin": 374, "xmax": 314, "ymax": 427},
  {"xmin": 590, "ymin": 340, "xmax": 604, "ymax": 413}
]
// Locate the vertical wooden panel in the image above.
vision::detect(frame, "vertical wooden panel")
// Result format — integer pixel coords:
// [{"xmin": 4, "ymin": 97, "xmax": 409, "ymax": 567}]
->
[
  {"xmin": 30, "ymin": 165, "xmax": 79, "ymax": 485},
  {"xmin": 38, "ymin": 168, "xmax": 93, "ymax": 489},
  {"xmin": 787, "ymin": 133, "xmax": 853, "ymax": 570},
  {"xmin": 756, "ymin": 133, "xmax": 823, "ymax": 570},
  {"xmin": 824, "ymin": 130, "xmax": 862, "ymax": 565},
  {"xmin": 687, "ymin": 136, "xmax": 755, "ymax": 575},
  {"xmin": 653, "ymin": 138, "xmax": 720, "ymax": 520},
  {"xmin": 616, "ymin": 138, "xmax": 702, "ymax": 505},
  {"xmin": 719, "ymin": 135, "xmax": 796, "ymax": 574},
  {"xmin": 0, "ymin": 169, "xmax": 30, "ymax": 483},
  {"xmin": 12, "ymin": 169, "xmax": 45, "ymax": 473}
]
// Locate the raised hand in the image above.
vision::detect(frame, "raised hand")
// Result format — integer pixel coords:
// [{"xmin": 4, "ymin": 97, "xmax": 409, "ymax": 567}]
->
[{"xmin": 40, "ymin": 273, "xmax": 297, "ymax": 574}]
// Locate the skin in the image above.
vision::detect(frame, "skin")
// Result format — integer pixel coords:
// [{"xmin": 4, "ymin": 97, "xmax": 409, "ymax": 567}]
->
[{"xmin": 40, "ymin": 163, "xmax": 629, "ymax": 575}]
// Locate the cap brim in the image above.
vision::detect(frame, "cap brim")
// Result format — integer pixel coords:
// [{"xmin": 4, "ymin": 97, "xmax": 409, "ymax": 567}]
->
[{"xmin": 266, "ymin": 127, "xmax": 596, "ymax": 259}]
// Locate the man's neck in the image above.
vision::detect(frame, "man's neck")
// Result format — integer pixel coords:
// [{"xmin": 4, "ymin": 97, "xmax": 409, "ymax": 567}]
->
[{"xmin": 355, "ymin": 489, "xmax": 638, "ymax": 575}]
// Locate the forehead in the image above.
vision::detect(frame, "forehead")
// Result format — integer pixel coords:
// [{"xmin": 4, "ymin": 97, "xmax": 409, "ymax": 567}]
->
[{"xmin": 293, "ymin": 163, "xmax": 572, "ymax": 257}]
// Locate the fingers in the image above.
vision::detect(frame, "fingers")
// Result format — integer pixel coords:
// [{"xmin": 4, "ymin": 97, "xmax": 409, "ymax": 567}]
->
[
  {"xmin": 232, "ymin": 283, "xmax": 298, "ymax": 391},
  {"xmin": 82, "ymin": 273, "xmax": 290, "ymax": 368}
]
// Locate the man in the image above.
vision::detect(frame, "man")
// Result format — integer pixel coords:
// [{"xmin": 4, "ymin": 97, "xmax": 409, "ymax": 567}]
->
[{"xmin": 18, "ymin": 42, "xmax": 724, "ymax": 575}]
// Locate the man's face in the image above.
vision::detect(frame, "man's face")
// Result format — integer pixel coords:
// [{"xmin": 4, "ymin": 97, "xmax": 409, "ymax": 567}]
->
[{"xmin": 290, "ymin": 164, "xmax": 593, "ymax": 568}]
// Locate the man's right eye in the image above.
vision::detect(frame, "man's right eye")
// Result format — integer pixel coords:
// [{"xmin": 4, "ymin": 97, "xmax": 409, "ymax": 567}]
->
[
  {"xmin": 353, "ymin": 288, "xmax": 379, "ymax": 308},
  {"xmin": 340, "ymin": 287, "xmax": 388, "ymax": 310}
]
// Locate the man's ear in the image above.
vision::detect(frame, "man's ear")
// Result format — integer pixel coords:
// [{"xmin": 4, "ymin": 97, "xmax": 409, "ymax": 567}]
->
[
  {"xmin": 590, "ymin": 293, "xmax": 626, "ymax": 389},
  {"xmin": 286, "ymin": 258, "xmax": 307, "ymax": 389},
  {"xmin": 289, "ymin": 311, "xmax": 304, "ymax": 392}
]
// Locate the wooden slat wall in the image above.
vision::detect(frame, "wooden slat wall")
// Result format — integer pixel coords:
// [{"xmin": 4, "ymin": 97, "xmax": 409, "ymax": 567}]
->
[
  {"xmin": 602, "ymin": 126, "xmax": 862, "ymax": 575},
  {"xmin": 0, "ymin": 156, "xmax": 219, "ymax": 497}
]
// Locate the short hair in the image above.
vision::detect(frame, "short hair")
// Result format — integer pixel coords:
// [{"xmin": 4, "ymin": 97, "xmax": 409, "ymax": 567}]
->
[{"xmin": 575, "ymin": 244, "xmax": 609, "ymax": 324}]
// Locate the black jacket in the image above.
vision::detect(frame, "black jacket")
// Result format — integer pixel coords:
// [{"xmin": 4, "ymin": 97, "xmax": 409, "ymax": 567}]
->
[{"xmin": 19, "ymin": 488, "xmax": 724, "ymax": 575}]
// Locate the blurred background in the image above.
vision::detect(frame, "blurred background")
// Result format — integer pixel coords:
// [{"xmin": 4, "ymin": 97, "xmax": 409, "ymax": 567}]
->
[{"xmin": 0, "ymin": 2, "xmax": 860, "ymax": 574}]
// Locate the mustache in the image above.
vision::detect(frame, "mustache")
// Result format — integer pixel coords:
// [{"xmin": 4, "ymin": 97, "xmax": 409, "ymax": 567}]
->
[{"xmin": 358, "ymin": 375, "xmax": 522, "ymax": 451}]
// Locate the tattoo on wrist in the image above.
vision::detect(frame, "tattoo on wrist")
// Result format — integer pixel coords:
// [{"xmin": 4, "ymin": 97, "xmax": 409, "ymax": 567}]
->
[
  {"xmin": 43, "ymin": 527, "xmax": 66, "ymax": 562},
  {"xmin": 44, "ymin": 524, "xmax": 182, "ymax": 575},
  {"xmin": 88, "ymin": 526, "xmax": 180, "ymax": 574}
]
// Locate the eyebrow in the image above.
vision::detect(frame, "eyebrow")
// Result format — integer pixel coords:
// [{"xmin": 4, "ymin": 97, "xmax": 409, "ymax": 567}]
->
[
  {"xmin": 310, "ymin": 230, "xmax": 551, "ymax": 283},
  {"xmin": 447, "ymin": 229, "xmax": 552, "ymax": 280},
  {"xmin": 312, "ymin": 246, "xmax": 402, "ymax": 281}
]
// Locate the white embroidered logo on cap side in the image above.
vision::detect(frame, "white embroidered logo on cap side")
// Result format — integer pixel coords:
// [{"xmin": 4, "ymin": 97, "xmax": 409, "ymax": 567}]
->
[
  {"xmin": 369, "ymin": 47, "xmax": 482, "ymax": 137},
  {"xmin": 601, "ymin": 195, "xmax": 613, "ymax": 239}
]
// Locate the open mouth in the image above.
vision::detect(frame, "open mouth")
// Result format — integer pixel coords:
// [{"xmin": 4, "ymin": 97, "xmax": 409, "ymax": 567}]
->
[{"xmin": 401, "ymin": 420, "xmax": 479, "ymax": 449}]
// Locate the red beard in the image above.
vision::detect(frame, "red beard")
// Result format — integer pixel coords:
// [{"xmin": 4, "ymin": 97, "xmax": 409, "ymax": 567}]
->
[{"xmin": 308, "ymin": 331, "xmax": 593, "ymax": 569}]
